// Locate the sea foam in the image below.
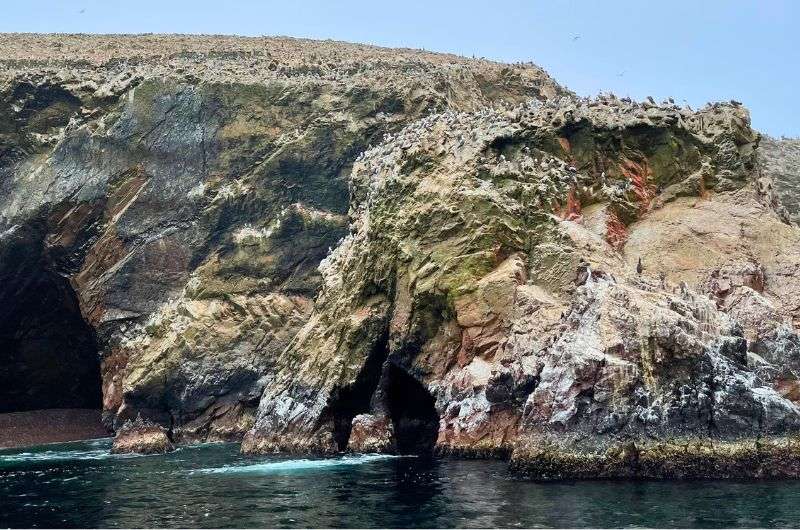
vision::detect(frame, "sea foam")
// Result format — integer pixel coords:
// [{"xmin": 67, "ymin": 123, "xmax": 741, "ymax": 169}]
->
[{"xmin": 194, "ymin": 454, "xmax": 405, "ymax": 475}]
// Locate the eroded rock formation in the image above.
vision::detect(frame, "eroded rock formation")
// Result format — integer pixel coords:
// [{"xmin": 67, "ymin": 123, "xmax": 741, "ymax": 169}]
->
[
  {"xmin": 111, "ymin": 415, "xmax": 174, "ymax": 454},
  {"xmin": 2, "ymin": 35, "xmax": 800, "ymax": 477},
  {"xmin": 760, "ymin": 135, "xmax": 800, "ymax": 224},
  {"xmin": 0, "ymin": 34, "xmax": 562, "ymax": 442},
  {"xmin": 241, "ymin": 94, "xmax": 800, "ymax": 477}
]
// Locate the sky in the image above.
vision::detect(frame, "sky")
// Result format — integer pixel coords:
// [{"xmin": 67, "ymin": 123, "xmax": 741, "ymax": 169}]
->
[{"xmin": 2, "ymin": 0, "xmax": 798, "ymax": 137}]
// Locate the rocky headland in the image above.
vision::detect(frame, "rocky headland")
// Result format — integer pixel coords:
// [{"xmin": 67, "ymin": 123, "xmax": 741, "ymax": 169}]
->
[{"xmin": 1, "ymin": 34, "xmax": 799, "ymax": 478}]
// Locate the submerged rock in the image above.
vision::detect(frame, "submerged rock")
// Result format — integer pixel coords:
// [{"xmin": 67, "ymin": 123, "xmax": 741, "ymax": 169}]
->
[
  {"xmin": 510, "ymin": 437, "xmax": 800, "ymax": 480},
  {"xmin": 111, "ymin": 417, "xmax": 174, "ymax": 454}
]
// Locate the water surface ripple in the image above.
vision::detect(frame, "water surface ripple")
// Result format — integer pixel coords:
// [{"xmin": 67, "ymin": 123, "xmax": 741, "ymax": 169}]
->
[{"xmin": 2, "ymin": 439, "xmax": 799, "ymax": 528}]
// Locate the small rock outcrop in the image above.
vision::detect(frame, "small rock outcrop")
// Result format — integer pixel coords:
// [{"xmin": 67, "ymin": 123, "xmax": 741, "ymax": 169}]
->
[
  {"xmin": 347, "ymin": 414, "xmax": 395, "ymax": 453},
  {"xmin": 111, "ymin": 417, "xmax": 174, "ymax": 454}
]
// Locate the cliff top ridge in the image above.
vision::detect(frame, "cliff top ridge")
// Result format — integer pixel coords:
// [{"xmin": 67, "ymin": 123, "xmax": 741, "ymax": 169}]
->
[{"xmin": 0, "ymin": 33, "xmax": 565, "ymax": 101}]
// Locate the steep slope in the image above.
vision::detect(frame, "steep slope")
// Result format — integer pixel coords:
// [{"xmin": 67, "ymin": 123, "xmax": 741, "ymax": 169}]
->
[
  {"xmin": 760, "ymin": 135, "xmax": 800, "ymax": 224},
  {"xmin": 242, "ymin": 95, "xmax": 800, "ymax": 478},
  {"xmin": 3, "ymin": 35, "xmax": 800, "ymax": 478},
  {"xmin": 0, "ymin": 34, "xmax": 564, "ymax": 441}
]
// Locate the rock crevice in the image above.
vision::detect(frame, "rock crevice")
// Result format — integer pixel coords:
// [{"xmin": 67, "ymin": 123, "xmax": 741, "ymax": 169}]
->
[{"xmin": 2, "ymin": 35, "xmax": 800, "ymax": 478}]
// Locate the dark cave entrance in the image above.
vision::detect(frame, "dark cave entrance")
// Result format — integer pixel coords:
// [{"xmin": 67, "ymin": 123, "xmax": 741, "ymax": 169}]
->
[
  {"xmin": 325, "ymin": 335, "xmax": 440, "ymax": 455},
  {"xmin": 329, "ymin": 335, "xmax": 389, "ymax": 451},
  {"xmin": 0, "ymin": 235, "xmax": 101, "ymax": 414},
  {"xmin": 386, "ymin": 364, "xmax": 439, "ymax": 456}
]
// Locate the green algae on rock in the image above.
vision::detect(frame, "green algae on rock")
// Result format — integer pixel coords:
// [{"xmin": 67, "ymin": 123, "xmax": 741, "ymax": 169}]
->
[
  {"xmin": 245, "ymin": 94, "xmax": 800, "ymax": 478},
  {"xmin": 510, "ymin": 437, "xmax": 800, "ymax": 480},
  {"xmin": 0, "ymin": 34, "xmax": 563, "ymax": 444},
  {"xmin": 2, "ymin": 35, "xmax": 800, "ymax": 478}
]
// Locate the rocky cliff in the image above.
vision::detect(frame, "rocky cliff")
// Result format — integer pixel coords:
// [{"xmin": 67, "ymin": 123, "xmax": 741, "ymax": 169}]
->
[
  {"xmin": 2, "ymin": 35, "xmax": 800, "ymax": 478},
  {"xmin": 0, "ymin": 34, "xmax": 562, "ymax": 437},
  {"xmin": 760, "ymin": 136, "xmax": 800, "ymax": 224}
]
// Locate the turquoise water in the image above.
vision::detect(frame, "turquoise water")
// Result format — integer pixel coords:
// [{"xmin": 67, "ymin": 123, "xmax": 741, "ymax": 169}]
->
[{"xmin": 2, "ymin": 439, "xmax": 800, "ymax": 528}]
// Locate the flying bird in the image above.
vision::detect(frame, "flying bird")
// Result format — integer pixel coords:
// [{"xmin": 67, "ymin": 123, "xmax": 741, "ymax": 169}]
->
[
  {"xmin": 572, "ymin": 35, "xmax": 581, "ymax": 42},
  {"xmin": 617, "ymin": 70, "xmax": 626, "ymax": 77},
  {"xmin": 79, "ymin": 8, "xmax": 86, "ymax": 13}
]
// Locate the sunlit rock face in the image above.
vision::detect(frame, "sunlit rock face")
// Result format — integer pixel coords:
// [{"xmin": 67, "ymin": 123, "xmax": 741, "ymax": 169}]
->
[
  {"xmin": 760, "ymin": 135, "xmax": 800, "ymax": 224},
  {"xmin": 3, "ymin": 35, "xmax": 800, "ymax": 477},
  {"xmin": 242, "ymin": 92, "xmax": 800, "ymax": 476},
  {"xmin": 0, "ymin": 34, "xmax": 563, "ymax": 441}
]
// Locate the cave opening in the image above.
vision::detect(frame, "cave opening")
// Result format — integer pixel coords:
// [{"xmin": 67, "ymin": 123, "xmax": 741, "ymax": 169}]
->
[
  {"xmin": 0, "ymin": 243, "xmax": 101, "ymax": 414},
  {"xmin": 329, "ymin": 334, "xmax": 389, "ymax": 451},
  {"xmin": 386, "ymin": 364, "xmax": 439, "ymax": 456}
]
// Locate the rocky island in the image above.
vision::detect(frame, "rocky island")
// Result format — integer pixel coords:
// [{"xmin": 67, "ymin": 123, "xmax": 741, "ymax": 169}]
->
[{"xmin": 1, "ymin": 34, "xmax": 799, "ymax": 476}]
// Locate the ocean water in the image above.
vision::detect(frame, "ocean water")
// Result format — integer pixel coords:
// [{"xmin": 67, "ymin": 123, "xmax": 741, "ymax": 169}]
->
[{"xmin": 2, "ymin": 439, "xmax": 800, "ymax": 528}]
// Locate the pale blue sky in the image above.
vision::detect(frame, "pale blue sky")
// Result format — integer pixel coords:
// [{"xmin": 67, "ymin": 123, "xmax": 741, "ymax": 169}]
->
[{"xmin": 3, "ymin": 0, "xmax": 798, "ymax": 136}]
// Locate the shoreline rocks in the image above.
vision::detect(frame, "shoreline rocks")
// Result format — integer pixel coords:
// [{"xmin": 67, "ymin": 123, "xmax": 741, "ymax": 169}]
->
[
  {"xmin": 510, "ymin": 437, "xmax": 800, "ymax": 480},
  {"xmin": 1, "ymin": 35, "xmax": 799, "ymax": 479},
  {"xmin": 111, "ymin": 417, "xmax": 174, "ymax": 454},
  {"xmin": 347, "ymin": 414, "xmax": 395, "ymax": 453}
]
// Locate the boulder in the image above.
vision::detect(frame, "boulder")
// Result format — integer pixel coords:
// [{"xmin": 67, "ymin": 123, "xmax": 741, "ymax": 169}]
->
[
  {"xmin": 111, "ymin": 417, "xmax": 174, "ymax": 454},
  {"xmin": 347, "ymin": 414, "xmax": 394, "ymax": 453}
]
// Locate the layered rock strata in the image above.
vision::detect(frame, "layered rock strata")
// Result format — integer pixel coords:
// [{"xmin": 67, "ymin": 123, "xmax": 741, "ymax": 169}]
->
[
  {"xmin": 0, "ymin": 34, "xmax": 562, "ymax": 442},
  {"xmin": 2, "ymin": 35, "xmax": 800, "ymax": 478}
]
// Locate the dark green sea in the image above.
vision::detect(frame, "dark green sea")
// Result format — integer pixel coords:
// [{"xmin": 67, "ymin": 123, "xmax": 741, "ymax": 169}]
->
[{"xmin": 2, "ymin": 438, "xmax": 800, "ymax": 528}]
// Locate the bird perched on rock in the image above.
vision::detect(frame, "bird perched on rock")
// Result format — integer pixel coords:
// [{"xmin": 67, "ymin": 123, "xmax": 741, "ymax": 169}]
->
[
  {"xmin": 575, "ymin": 262, "xmax": 590, "ymax": 285},
  {"xmin": 636, "ymin": 257, "xmax": 643, "ymax": 275}
]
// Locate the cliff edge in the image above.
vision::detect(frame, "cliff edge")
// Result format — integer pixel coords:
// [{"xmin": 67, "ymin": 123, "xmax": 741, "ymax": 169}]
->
[{"xmin": 2, "ymin": 35, "xmax": 799, "ymax": 478}]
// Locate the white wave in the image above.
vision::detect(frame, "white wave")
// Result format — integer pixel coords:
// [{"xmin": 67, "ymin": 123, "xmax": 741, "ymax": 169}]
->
[
  {"xmin": 84, "ymin": 437, "xmax": 114, "ymax": 447},
  {"xmin": 194, "ymin": 454, "xmax": 406, "ymax": 475},
  {"xmin": 0, "ymin": 445, "xmax": 141, "ymax": 464},
  {"xmin": 0, "ymin": 449, "xmax": 108, "ymax": 463}
]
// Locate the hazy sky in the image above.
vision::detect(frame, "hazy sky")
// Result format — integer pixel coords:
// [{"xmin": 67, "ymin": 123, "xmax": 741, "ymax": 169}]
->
[{"xmin": 3, "ymin": 0, "xmax": 798, "ymax": 137}]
